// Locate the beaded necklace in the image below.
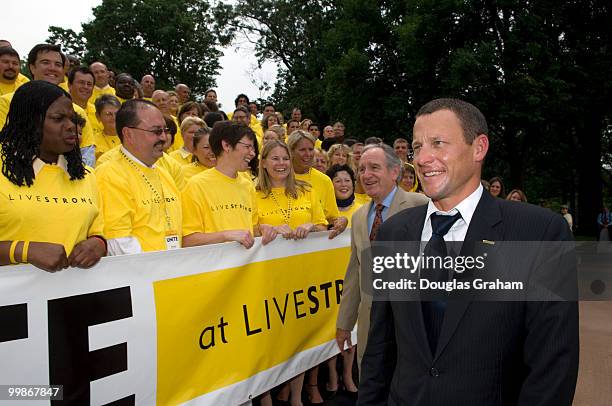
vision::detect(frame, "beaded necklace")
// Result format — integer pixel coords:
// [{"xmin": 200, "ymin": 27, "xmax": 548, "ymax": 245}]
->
[
  {"xmin": 269, "ymin": 188, "xmax": 292, "ymax": 224},
  {"xmin": 120, "ymin": 150, "xmax": 174, "ymax": 231}
]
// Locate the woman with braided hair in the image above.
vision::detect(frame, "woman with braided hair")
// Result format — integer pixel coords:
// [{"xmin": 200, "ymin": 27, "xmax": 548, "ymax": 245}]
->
[{"xmin": 0, "ymin": 80, "xmax": 106, "ymax": 272}]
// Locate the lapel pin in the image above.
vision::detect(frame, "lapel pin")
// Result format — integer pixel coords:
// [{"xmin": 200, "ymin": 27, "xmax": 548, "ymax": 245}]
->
[{"xmin": 482, "ymin": 240, "xmax": 495, "ymax": 245}]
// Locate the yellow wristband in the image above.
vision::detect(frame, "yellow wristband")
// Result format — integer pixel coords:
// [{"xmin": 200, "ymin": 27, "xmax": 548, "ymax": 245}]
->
[
  {"xmin": 21, "ymin": 241, "xmax": 30, "ymax": 263},
  {"xmin": 9, "ymin": 240, "xmax": 19, "ymax": 264}
]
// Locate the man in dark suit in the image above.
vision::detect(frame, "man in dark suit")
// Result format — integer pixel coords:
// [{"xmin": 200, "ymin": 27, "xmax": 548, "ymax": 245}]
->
[{"xmin": 358, "ymin": 98, "xmax": 579, "ymax": 405}]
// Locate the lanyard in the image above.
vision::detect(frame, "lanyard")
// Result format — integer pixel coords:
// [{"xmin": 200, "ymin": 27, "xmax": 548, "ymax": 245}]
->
[
  {"xmin": 121, "ymin": 150, "xmax": 174, "ymax": 232},
  {"xmin": 269, "ymin": 188, "xmax": 292, "ymax": 224}
]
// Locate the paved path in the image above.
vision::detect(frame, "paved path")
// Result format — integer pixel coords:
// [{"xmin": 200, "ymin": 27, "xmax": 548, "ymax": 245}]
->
[{"xmin": 574, "ymin": 301, "xmax": 612, "ymax": 406}]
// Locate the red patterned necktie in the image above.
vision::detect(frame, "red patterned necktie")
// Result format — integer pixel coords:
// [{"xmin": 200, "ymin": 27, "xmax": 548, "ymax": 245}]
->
[{"xmin": 369, "ymin": 203, "xmax": 385, "ymax": 241}]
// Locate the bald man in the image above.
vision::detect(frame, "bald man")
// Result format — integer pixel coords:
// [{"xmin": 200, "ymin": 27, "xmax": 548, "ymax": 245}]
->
[
  {"xmin": 141, "ymin": 74, "xmax": 155, "ymax": 99},
  {"xmin": 175, "ymin": 83, "xmax": 191, "ymax": 104},
  {"xmin": 89, "ymin": 61, "xmax": 115, "ymax": 104}
]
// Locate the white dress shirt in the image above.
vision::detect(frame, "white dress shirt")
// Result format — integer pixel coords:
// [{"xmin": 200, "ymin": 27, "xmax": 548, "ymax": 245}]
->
[{"xmin": 420, "ymin": 184, "xmax": 484, "ymax": 246}]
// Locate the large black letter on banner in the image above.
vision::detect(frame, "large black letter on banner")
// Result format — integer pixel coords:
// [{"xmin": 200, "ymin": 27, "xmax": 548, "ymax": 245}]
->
[
  {"xmin": 48, "ymin": 287, "xmax": 135, "ymax": 405},
  {"xmin": 0, "ymin": 303, "xmax": 27, "ymax": 342}
]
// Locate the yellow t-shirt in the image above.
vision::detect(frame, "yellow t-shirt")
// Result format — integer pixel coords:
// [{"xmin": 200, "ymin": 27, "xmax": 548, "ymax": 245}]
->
[
  {"xmin": 182, "ymin": 162, "xmax": 211, "ymax": 183},
  {"xmin": 294, "ymin": 167, "xmax": 339, "ymax": 222},
  {"xmin": 95, "ymin": 149, "xmax": 182, "ymax": 252},
  {"xmin": 182, "ymin": 168, "xmax": 258, "ymax": 235},
  {"xmin": 157, "ymin": 152, "xmax": 186, "ymax": 191},
  {"xmin": 95, "ymin": 145, "xmax": 120, "ymax": 166},
  {"xmin": 73, "ymin": 103, "xmax": 95, "ymax": 148},
  {"xmin": 168, "ymin": 116, "xmax": 183, "ymax": 152},
  {"xmin": 338, "ymin": 200, "xmax": 366, "ymax": 228},
  {"xmin": 250, "ymin": 120, "xmax": 264, "ymax": 143},
  {"xmin": 0, "ymin": 74, "xmax": 29, "ymax": 96},
  {"xmin": 256, "ymin": 187, "xmax": 326, "ymax": 229},
  {"xmin": 0, "ymin": 158, "xmax": 104, "ymax": 256},
  {"xmin": 92, "ymin": 127, "xmax": 121, "ymax": 161},
  {"xmin": 169, "ymin": 148, "xmax": 193, "ymax": 166},
  {"xmin": 355, "ymin": 193, "xmax": 371, "ymax": 206},
  {"xmin": 314, "ymin": 139, "xmax": 323, "ymax": 150},
  {"xmin": 0, "ymin": 94, "xmax": 9, "ymax": 128},
  {"xmin": 97, "ymin": 146, "xmax": 185, "ymax": 190},
  {"xmin": 85, "ymin": 102, "xmax": 102, "ymax": 132},
  {"xmin": 58, "ymin": 77, "xmax": 69, "ymax": 92},
  {"xmin": 89, "ymin": 85, "xmax": 116, "ymax": 105},
  {"xmin": 0, "ymin": 82, "xmax": 15, "ymax": 96}
]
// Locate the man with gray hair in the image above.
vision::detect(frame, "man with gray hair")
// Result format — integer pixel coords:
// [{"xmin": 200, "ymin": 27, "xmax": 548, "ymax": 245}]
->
[
  {"xmin": 151, "ymin": 89, "xmax": 170, "ymax": 115},
  {"xmin": 336, "ymin": 143, "xmax": 428, "ymax": 373},
  {"xmin": 141, "ymin": 74, "xmax": 155, "ymax": 99}
]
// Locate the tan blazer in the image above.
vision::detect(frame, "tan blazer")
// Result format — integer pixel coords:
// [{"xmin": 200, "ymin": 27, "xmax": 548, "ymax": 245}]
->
[{"xmin": 336, "ymin": 188, "xmax": 429, "ymax": 367}]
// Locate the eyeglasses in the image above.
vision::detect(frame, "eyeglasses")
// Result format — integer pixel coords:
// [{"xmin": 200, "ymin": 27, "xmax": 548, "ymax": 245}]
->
[
  {"xmin": 128, "ymin": 126, "xmax": 170, "ymax": 136},
  {"xmin": 236, "ymin": 141, "xmax": 255, "ymax": 152}
]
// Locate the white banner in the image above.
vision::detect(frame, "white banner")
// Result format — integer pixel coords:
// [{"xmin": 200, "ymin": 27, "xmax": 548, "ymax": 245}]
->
[{"xmin": 0, "ymin": 232, "xmax": 354, "ymax": 405}]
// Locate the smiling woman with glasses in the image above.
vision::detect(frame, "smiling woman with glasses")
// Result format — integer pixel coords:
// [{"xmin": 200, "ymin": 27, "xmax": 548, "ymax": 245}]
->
[{"xmin": 182, "ymin": 121, "xmax": 262, "ymax": 249}]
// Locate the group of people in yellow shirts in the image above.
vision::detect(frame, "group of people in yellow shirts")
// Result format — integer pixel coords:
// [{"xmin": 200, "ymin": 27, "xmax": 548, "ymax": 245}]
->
[{"xmin": 0, "ymin": 41, "xmax": 425, "ymax": 406}]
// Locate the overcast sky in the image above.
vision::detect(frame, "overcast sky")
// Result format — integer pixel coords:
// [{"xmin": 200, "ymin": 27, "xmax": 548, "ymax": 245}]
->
[{"xmin": 1, "ymin": 0, "xmax": 277, "ymax": 110}]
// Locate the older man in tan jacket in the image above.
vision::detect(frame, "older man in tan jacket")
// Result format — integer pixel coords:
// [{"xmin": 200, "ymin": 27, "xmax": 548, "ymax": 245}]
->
[{"xmin": 336, "ymin": 143, "xmax": 428, "ymax": 373}]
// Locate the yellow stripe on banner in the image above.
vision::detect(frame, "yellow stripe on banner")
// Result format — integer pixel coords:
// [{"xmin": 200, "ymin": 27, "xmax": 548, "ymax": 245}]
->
[{"xmin": 154, "ymin": 246, "xmax": 350, "ymax": 405}]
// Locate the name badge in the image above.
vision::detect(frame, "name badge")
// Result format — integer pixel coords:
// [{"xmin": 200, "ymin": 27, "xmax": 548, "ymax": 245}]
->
[{"xmin": 165, "ymin": 234, "xmax": 180, "ymax": 250}]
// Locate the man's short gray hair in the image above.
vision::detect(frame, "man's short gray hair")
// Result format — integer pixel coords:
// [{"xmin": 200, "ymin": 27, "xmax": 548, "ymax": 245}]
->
[{"xmin": 361, "ymin": 143, "xmax": 403, "ymax": 182}]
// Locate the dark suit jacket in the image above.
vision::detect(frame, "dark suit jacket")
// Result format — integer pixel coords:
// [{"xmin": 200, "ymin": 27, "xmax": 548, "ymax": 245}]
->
[{"xmin": 358, "ymin": 191, "xmax": 579, "ymax": 406}]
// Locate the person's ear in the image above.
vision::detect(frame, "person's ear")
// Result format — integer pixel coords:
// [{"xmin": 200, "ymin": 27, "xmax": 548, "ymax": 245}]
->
[
  {"xmin": 473, "ymin": 134, "xmax": 489, "ymax": 163},
  {"xmin": 221, "ymin": 139, "xmax": 231, "ymax": 153}
]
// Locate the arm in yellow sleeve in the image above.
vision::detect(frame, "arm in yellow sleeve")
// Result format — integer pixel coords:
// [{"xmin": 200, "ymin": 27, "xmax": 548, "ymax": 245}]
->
[{"xmin": 95, "ymin": 165, "xmax": 136, "ymax": 240}]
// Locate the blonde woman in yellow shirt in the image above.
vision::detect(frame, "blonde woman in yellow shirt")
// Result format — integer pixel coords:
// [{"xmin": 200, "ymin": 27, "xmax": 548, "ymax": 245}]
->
[
  {"xmin": 256, "ymin": 140, "xmax": 327, "ymax": 242},
  {"xmin": 181, "ymin": 127, "xmax": 216, "ymax": 183},
  {"xmin": 287, "ymin": 130, "xmax": 348, "ymax": 238},
  {"xmin": 257, "ymin": 140, "xmax": 328, "ymax": 406},
  {"xmin": 327, "ymin": 143, "xmax": 353, "ymax": 168},
  {"xmin": 0, "ymin": 81, "xmax": 106, "ymax": 272},
  {"xmin": 169, "ymin": 116, "xmax": 205, "ymax": 166}
]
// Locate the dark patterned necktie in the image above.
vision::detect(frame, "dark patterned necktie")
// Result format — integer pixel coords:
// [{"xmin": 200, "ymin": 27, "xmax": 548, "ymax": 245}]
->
[
  {"xmin": 422, "ymin": 212, "xmax": 462, "ymax": 354},
  {"xmin": 369, "ymin": 203, "xmax": 385, "ymax": 241}
]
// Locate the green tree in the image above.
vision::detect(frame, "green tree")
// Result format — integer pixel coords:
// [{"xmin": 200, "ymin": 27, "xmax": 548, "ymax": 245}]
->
[
  {"xmin": 229, "ymin": 0, "xmax": 610, "ymax": 235},
  {"xmin": 48, "ymin": 0, "xmax": 233, "ymax": 95},
  {"xmin": 46, "ymin": 26, "xmax": 87, "ymax": 59},
  {"xmin": 228, "ymin": 0, "xmax": 339, "ymax": 122}
]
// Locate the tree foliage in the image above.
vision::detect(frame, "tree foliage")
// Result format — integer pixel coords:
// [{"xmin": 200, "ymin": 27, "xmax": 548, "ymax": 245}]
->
[
  {"xmin": 46, "ymin": 26, "xmax": 87, "ymax": 59},
  {"xmin": 48, "ymin": 0, "xmax": 232, "ymax": 95},
  {"xmin": 228, "ymin": 0, "xmax": 611, "ymax": 234}
]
